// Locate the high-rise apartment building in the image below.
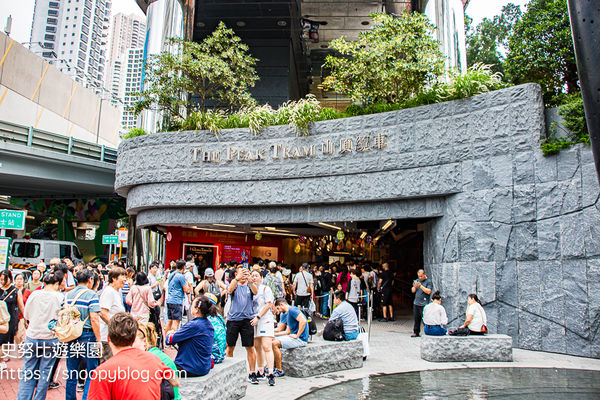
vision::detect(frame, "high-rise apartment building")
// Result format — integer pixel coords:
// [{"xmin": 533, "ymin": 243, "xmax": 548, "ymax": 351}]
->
[
  {"xmin": 29, "ymin": 0, "xmax": 112, "ymax": 92},
  {"xmin": 104, "ymin": 13, "xmax": 146, "ymax": 131}
]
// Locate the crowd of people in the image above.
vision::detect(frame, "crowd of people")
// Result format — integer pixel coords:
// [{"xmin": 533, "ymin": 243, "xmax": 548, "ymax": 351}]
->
[
  {"xmin": 1, "ymin": 256, "xmax": 487, "ymax": 400},
  {"xmin": 3, "ymin": 257, "xmax": 381, "ymax": 400}
]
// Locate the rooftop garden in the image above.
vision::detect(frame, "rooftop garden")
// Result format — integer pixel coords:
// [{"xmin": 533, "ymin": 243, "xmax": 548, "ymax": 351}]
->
[{"xmin": 127, "ymin": 2, "xmax": 588, "ymax": 156}]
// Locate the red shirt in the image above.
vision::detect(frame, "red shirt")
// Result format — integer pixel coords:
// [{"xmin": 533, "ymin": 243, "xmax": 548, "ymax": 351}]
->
[{"xmin": 88, "ymin": 347, "xmax": 174, "ymax": 400}]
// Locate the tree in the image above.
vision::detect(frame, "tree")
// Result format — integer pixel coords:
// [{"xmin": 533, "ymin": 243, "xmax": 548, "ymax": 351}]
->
[
  {"xmin": 465, "ymin": 3, "xmax": 522, "ymax": 75},
  {"xmin": 323, "ymin": 12, "xmax": 444, "ymax": 105},
  {"xmin": 505, "ymin": 0, "xmax": 578, "ymax": 105},
  {"xmin": 133, "ymin": 22, "xmax": 258, "ymax": 123}
]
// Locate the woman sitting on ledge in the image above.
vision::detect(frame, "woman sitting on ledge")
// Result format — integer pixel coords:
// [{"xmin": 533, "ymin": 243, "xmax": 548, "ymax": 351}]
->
[
  {"xmin": 458, "ymin": 293, "xmax": 487, "ymax": 335},
  {"xmin": 166, "ymin": 295, "xmax": 215, "ymax": 377},
  {"xmin": 422, "ymin": 291, "xmax": 448, "ymax": 336}
]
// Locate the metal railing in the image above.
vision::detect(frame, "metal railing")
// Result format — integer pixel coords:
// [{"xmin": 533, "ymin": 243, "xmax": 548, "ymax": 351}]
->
[{"xmin": 0, "ymin": 120, "xmax": 117, "ymax": 164}]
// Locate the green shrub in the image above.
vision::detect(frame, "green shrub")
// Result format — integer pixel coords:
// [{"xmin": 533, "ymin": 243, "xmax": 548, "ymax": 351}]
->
[
  {"xmin": 541, "ymin": 92, "xmax": 589, "ymax": 156},
  {"xmin": 122, "ymin": 127, "xmax": 148, "ymax": 140}
]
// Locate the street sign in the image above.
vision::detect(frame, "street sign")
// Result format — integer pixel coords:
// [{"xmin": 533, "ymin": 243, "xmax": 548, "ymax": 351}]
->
[
  {"xmin": 0, "ymin": 210, "xmax": 27, "ymax": 230},
  {"xmin": 118, "ymin": 229, "xmax": 128, "ymax": 242},
  {"xmin": 102, "ymin": 235, "xmax": 119, "ymax": 245},
  {"xmin": 0, "ymin": 237, "xmax": 10, "ymax": 270}
]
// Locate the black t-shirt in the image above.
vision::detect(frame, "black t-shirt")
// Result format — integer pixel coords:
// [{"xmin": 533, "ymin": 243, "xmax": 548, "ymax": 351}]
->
[{"xmin": 380, "ymin": 270, "xmax": 393, "ymax": 292}]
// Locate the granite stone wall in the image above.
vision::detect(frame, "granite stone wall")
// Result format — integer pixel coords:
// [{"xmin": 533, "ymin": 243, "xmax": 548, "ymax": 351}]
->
[{"xmin": 115, "ymin": 83, "xmax": 600, "ymax": 357}]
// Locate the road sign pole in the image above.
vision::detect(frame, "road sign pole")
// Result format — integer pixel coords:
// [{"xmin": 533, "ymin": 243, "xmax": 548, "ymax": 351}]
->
[{"xmin": 0, "ymin": 229, "xmax": 5, "ymax": 237}]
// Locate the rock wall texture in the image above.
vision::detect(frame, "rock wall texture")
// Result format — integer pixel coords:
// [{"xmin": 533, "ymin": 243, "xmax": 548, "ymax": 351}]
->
[
  {"xmin": 420, "ymin": 334, "xmax": 513, "ymax": 362},
  {"xmin": 178, "ymin": 358, "xmax": 247, "ymax": 400},
  {"xmin": 116, "ymin": 83, "xmax": 600, "ymax": 357},
  {"xmin": 281, "ymin": 339, "xmax": 364, "ymax": 377}
]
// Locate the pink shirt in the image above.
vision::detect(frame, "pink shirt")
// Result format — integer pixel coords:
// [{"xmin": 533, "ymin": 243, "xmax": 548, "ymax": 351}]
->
[{"xmin": 125, "ymin": 285, "xmax": 157, "ymax": 324}]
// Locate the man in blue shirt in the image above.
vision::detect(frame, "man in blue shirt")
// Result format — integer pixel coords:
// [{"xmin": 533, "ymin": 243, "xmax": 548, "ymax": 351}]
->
[
  {"xmin": 226, "ymin": 266, "xmax": 259, "ymax": 383},
  {"xmin": 271, "ymin": 298, "xmax": 308, "ymax": 377},
  {"xmin": 329, "ymin": 290, "xmax": 359, "ymax": 340},
  {"xmin": 166, "ymin": 260, "xmax": 190, "ymax": 332},
  {"xmin": 64, "ymin": 269, "xmax": 101, "ymax": 400}
]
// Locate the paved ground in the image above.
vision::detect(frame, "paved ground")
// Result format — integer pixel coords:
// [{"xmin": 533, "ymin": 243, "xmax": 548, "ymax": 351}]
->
[
  {"xmin": 4, "ymin": 316, "xmax": 600, "ymax": 399},
  {"xmin": 240, "ymin": 316, "xmax": 600, "ymax": 400}
]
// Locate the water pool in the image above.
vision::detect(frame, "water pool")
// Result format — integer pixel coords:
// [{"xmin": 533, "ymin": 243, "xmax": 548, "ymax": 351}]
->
[{"xmin": 298, "ymin": 368, "xmax": 600, "ymax": 399}]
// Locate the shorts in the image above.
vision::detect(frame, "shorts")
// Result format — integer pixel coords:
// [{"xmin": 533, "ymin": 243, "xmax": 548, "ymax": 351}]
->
[
  {"xmin": 278, "ymin": 335, "xmax": 307, "ymax": 349},
  {"xmin": 381, "ymin": 289, "xmax": 393, "ymax": 306},
  {"xmin": 254, "ymin": 316, "xmax": 275, "ymax": 338},
  {"xmin": 226, "ymin": 319, "xmax": 254, "ymax": 347},
  {"xmin": 166, "ymin": 303, "xmax": 183, "ymax": 321}
]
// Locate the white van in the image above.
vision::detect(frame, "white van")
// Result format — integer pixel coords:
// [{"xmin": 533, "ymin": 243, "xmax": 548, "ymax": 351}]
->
[{"xmin": 10, "ymin": 239, "xmax": 84, "ymax": 269}]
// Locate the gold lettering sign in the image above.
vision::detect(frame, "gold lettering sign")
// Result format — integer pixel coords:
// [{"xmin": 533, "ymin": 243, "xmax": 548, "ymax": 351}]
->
[{"xmin": 191, "ymin": 134, "xmax": 388, "ymax": 165}]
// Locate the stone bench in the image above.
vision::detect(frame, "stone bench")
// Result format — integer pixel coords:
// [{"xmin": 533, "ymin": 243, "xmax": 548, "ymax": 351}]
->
[
  {"xmin": 179, "ymin": 358, "xmax": 247, "ymax": 400},
  {"xmin": 281, "ymin": 337, "xmax": 364, "ymax": 377},
  {"xmin": 420, "ymin": 334, "xmax": 513, "ymax": 362}
]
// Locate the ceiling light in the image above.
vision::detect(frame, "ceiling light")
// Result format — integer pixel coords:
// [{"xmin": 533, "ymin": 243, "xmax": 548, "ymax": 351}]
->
[
  {"xmin": 265, "ymin": 227, "xmax": 277, "ymax": 231},
  {"xmin": 194, "ymin": 227, "xmax": 246, "ymax": 235},
  {"xmin": 213, "ymin": 223, "xmax": 236, "ymax": 228},
  {"xmin": 360, "ymin": 231, "xmax": 367, "ymax": 239},
  {"xmin": 196, "ymin": 22, "xmax": 205, "ymax": 27},
  {"xmin": 26, "ymin": 215, "xmax": 35, "ymax": 220},
  {"xmin": 277, "ymin": 20, "xmax": 287, "ymax": 27},
  {"xmin": 318, "ymin": 222, "xmax": 341, "ymax": 230},
  {"xmin": 236, "ymin": 21, "xmax": 246, "ymax": 27},
  {"xmin": 257, "ymin": 231, "xmax": 297, "ymax": 238},
  {"xmin": 382, "ymin": 220, "xmax": 393, "ymax": 231}
]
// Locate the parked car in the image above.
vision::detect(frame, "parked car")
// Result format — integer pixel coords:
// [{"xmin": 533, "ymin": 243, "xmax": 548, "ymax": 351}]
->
[{"xmin": 10, "ymin": 239, "xmax": 84, "ymax": 269}]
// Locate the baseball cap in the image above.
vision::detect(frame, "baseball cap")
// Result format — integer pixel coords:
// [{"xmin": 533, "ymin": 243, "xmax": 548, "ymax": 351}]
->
[
  {"xmin": 204, "ymin": 268, "xmax": 215, "ymax": 277},
  {"xmin": 205, "ymin": 293, "xmax": 218, "ymax": 305}
]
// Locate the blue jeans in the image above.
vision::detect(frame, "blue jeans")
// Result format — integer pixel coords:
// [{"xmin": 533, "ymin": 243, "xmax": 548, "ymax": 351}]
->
[
  {"xmin": 345, "ymin": 330, "xmax": 359, "ymax": 340},
  {"xmin": 66, "ymin": 330, "xmax": 99, "ymax": 400},
  {"xmin": 16, "ymin": 337, "xmax": 59, "ymax": 400},
  {"xmin": 424, "ymin": 324, "xmax": 447, "ymax": 336},
  {"xmin": 320, "ymin": 292, "xmax": 330, "ymax": 317}
]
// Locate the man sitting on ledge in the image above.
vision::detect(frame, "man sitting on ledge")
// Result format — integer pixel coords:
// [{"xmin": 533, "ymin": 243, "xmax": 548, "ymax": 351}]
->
[
  {"xmin": 272, "ymin": 298, "xmax": 309, "ymax": 377},
  {"xmin": 329, "ymin": 290, "xmax": 359, "ymax": 340}
]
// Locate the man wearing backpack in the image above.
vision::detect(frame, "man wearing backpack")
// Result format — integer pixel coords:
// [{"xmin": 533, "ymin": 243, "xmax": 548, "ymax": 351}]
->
[
  {"xmin": 64, "ymin": 269, "xmax": 101, "ymax": 400},
  {"xmin": 165, "ymin": 260, "xmax": 190, "ymax": 333}
]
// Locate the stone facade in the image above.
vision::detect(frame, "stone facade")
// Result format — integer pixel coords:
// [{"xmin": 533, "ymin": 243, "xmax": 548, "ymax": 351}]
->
[
  {"xmin": 178, "ymin": 358, "xmax": 247, "ymax": 399},
  {"xmin": 115, "ymin": 83, "xmax": 600, "ymax": 358},
  {"xmin": 420, "ymin": 334, "xmax": 513, "ymax": 362},
  {"xmin": 281, "ymin": 339, "xmax": 364, "ymax": 377}
]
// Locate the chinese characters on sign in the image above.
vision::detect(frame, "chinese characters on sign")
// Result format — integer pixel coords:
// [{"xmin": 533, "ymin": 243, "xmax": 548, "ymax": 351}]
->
[
  {"xmin": 191, "ymin": 134, "xmax": 388, "ymax": 164},
  {"xmin": 1, "ymin": 342, "xmax": 103, "ymax": 359}
]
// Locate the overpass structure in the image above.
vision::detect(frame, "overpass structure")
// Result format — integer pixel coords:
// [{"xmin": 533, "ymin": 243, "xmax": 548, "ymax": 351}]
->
[{"xmin": 0, "ymin": 120, "xmax": 117, "ymax": 198}]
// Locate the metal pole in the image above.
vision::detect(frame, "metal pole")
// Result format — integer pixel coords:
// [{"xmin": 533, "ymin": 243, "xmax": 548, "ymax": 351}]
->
[
  {"xmin": 567, "ymin": 0, "xmax": 600, "ymax": 184},
  {"xmin": 0, "ymin": 229, "xmax": 5, "ymax": 237}
]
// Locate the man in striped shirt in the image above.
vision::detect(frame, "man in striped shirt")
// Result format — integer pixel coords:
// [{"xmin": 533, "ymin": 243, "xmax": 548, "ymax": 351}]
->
[{"xmin": 64, "ymin": 269, "xmax": 101, "ymax": 400}]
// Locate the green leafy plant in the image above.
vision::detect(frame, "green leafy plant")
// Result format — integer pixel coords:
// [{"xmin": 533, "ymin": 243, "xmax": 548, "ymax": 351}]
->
[
  {"xmin": 132, "ymin": 22, "xmax": 258, "ymax": 130},
  {"xmin": 121, "ymin": 127, "xmax": 148, "ymax": 140},
  {"xmin": 442, "ymin": 63, "xmax": 507, "ymax": 100},
  {"xmin": 541, "ymin": 92, "xmax": 589, "ymax": 156},
  {"xmin": 323, "ymin": 12, "xmax": 444, "ymax": 105}
]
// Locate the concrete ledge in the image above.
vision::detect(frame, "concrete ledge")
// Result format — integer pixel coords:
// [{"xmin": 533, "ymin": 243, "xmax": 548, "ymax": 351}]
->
[
  {"xmin": 420, "ymin": 334, "xmax": 513, "ymax": 362},
  {"xmin": 178, "ymin": 358, "xmax": 247, "ymax": 399},
  {"xmin": 281, "ymin": 338, "xmax": 363, "ymax": 377}
]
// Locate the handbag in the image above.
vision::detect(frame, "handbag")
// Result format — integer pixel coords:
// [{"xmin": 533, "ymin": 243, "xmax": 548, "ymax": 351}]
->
[
  {"xmin": 160, "ymin": 379, "xmax": 175, "ymax": 400},
  {"xmin": 481, "ymin": 324, "xmax": 488, "ymax": 334},
  {"xmin": 301, "ymin": 271, "xmax": 312, "ymax": 295}
]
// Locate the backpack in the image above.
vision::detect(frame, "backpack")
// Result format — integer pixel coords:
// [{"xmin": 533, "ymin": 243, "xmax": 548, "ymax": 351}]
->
[
  {"xmin": 55, "ymin": 289, "xmax": 91, "ymax": 343},
  {"xmin": 264, "ymin": 275, "xmax": 280, "ymax": 299},
  {"xmin": 299, "ymin": 307, "xmax": 318, "ymax": 335},
  {"xmin": 323, "ymin": 317, "xmax": 346, "ymax": 341},
  {"xmin": 0, "ymin": 287, "xmax": 16, "ymax": 325}
]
